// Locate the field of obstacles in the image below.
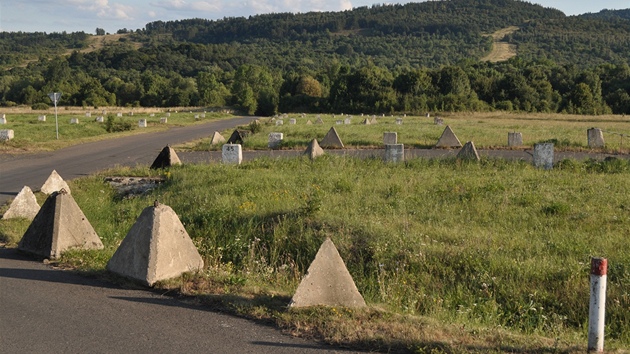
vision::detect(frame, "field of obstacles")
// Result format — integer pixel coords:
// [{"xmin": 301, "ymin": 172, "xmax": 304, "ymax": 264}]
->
[{"xmin": 1, "ymin": 112, "xmax": 630, "ymax": 352}]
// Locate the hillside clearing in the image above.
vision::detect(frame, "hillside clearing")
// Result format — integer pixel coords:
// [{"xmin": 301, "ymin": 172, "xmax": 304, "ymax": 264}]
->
[{"xmin": 482, "ymin": 26, "xmax": 519, "ymax": 62}]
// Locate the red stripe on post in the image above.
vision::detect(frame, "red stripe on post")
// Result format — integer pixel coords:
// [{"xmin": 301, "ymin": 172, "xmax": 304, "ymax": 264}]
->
[{"xmin": 591, "ymin": 257, "xmax": 608, "ymax": 276}]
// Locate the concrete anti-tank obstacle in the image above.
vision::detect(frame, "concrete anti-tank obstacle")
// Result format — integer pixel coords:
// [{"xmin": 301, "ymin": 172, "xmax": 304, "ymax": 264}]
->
[
  {"xmin": 289, "ymin": 238, "xmax": 366, "ymax": 308},
  {"xmin": 106, "ymin": 202, "xmax": 204, "ymax": 287},
  {"xmin": 210, "ymin": 131, "xmax": 226, "ymax": 145},
  {"xmin": 40, "ymin": 170, "xmax": 71, "ymax": 195},
  {"xmin": 319, "ymin": 127, "xmax": 344, "ymax": 149},
  {"xmin": 435, "ymin": 125, "xmax": 462, "ymax": 148},
  {"xmin": 2, "ymin": 186, "xmax": 40, "ymax": 220},
  {"xmin": 304, "ymin": 139, "xmax": 325, "ymax": 160},
  {"xmin": 457, "ymin": 141, "xmax": 480, "ymax": 161},
  {"xmin": 150, "ymin": 146, "xmax": 182, "ymax": 169},
  {"xmin": 18, "ymin": 189, "xmax": 103, "ymax": 259}
]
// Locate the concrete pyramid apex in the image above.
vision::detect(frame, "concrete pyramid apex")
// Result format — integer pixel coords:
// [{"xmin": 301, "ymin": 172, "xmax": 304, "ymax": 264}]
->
[
  {"xmin": 289, "ymin": 238, "xmax": 366, "ymax": 308},
  {"xmin": 306, "ymin": 120, "xmax": 313, "ymax": 125},
  {"xmin": 319, "ymin": 127, "xmax": 344, "ymax": 149},
  {"xmin": 435, "ymin": 125, "xmax": 462, "ymax": 148},
  {"xmin": 106, "ymin": 202, "xmax": 204, "ymax": 287},
  {"xmin": 150, "ymin": 146, "xmax": 182, "ymax": 169},
  {"xmin": 304, "ymin": 139, "xmax": 325, "ymax": 160},
  {"xmin": 210, "ymin": 131, "xmax": 226, "ymax": 145},
  {"xmin": 40, "ymin": 170, "xmax": 71, "ymax": 195},
  {"xmin": 2, "ymin": 186, "xmax": 40, "ymax": 220},
  {"xmin": 457, "ymin": 141, "xmax": 480, "ymax": 161},
  {"xmin": 18, "ymin": 190, "xmax": 103, "ymax": 259}
]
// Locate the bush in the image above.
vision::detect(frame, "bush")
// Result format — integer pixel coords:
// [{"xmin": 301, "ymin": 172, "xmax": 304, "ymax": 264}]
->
[
  {"xmin": 104, "ymin": 115, "xmax": 133, "ymax": 133},
  {"xmin": 31, "ymin": 103, "xmax": 50, "ymax": 110}
]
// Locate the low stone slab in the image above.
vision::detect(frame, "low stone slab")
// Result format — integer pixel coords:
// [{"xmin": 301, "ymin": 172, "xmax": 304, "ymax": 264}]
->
[
  {"xmin": 138, "ymin": 119, "xmax": 147, "ymax": 128},
  {"xmin": 96, "ymin": 116, "xmax": 104, "ymax": 123},
  {"xmin": 434, "ymin": 117, "xmax": 444, "ymax": 125},
  {"xmin": 18, "ymin": 190, "xmax": 103, "ymax": 259},
  {"xmin": 2, "ymin": 186, "xmax": 40, "ymax": 220},
  {"xmin": 276, "ymin": 120, "xmax": 284, "ymax": 126},
  {"xmin": 384, "ymin": 144, "xmax": 404, "ymax": 163},
  {"xmin": 268, "ymin": 132, "xmax": 283, "ymax": 149},
  {"xmin": 289, "ymin": 119, "xmax": 297, "ymax": 125},
  {"xmin": 70, "ymin": 118, "xmax": 79, "ymax": 124},
  {"xmin": 344, "ymin": 118, "xmax": 351, "ymax": 125},
  {"xmin": 0, "ymin": 129, "xmax": 14, "ymax": 141},
  {"xmin": 41, "ymin": 170, "xmax": 71, "ymax": 195},
  {"xmin": 508, "ymin": 132, "xmax": 523, "ymax": 147},
  {"xmin": 383, "ymin": 132, "xmax": 397, "ymax": 145},
  {"xmin": 587, "ymin": 128, "xmax": 605, "ymax": 148},
  {"xmin": 160, "ymin": 117, "xmax": 168, "ymax": 123},
  {"xmin": 533, "ymin": 143, "xmax": 554, "ymax": 170},
  {"xmin": 395, "ymin": 118, "xmax": 403, "ymax": 125},
  {"xmin": 38, "ymin": 115, "xmax": 46, "ymax": 122},
  {"xmin": 106, "ymin": 202, "xmax": 204, "ymax": 287},
  {"xmin": 289, "ymin": 238, "xmax": 366, "ymax": 308},
  {"xmin": 222, "ymin": 144, "xmax": 242, "ymax": 165}
]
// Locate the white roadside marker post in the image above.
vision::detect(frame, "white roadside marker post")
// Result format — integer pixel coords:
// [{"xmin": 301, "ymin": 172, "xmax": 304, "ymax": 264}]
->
[{"xmin": 588, "ymin": 257, "xmax": 607, "ymax": 352}]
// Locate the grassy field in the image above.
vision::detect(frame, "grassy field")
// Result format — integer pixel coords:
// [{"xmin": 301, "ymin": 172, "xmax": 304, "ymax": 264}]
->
[
  {"xmin": 1, "ymin": 153, "xmax": 629, "ymax": 352},
  {"xmin": 0, "ymin": 107, "xmax": 230, "ymax": 152},
  {"xmin": 184, "ymin": 112, "xmax": 630, "ymax": 153}
]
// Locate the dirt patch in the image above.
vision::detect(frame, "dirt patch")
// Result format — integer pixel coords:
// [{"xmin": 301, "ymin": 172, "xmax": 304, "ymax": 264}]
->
[{"xmin": 481, "ymin": 26, "xmax": 519, "ymax": 62}]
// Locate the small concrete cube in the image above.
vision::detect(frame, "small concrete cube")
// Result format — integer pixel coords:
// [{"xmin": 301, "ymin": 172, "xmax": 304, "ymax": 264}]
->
[
  {"xmin": 508, "ymin": 132, "xmax": 523, "ymax": 147},
  {"xmin": 0, "ymin": 129, "xmax": 14, "ymax": 141},
  {"xmin": 533, "ymin": 143, "xmax": 554, "ymax": 170},
  {"xmin": 384, "ymin": 144, "xmax": 404, "ymax": 163},
  {"xmin": 587, "ymin": 128, "xmax": 605, "ymax": 148},
  {"xmin": 222, "ymin": 144, "xmax": 242, "ymax": 165},
  {"xmin": 138, "ymin": 119, "xmax": 147, "ymax": 128},
  {"xmin": 70, "ymin": 118, "xmax": 79, "ymax": 124},
  {"xmin": 383, "ymin": 132, "xmax": 398, "ymax": 145},
  {"xmin": 268, "ymin": 132, "xmax": 283, "ymax": 149}
]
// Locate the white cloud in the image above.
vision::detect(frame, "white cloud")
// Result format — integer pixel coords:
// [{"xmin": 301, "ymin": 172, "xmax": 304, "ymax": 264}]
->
[
  {"xmin": 151, "ymin": 0, "xmax": 221, "ymax": 13},
  {"xmin": 62, "ymin": 0, "xmax": 134, "ymax": 19}
]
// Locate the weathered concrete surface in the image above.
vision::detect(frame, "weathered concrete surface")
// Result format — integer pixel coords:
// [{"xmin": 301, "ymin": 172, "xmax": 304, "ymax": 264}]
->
[
  {"xmin": 457, "ymin": 141, "xmax": 480, "ymax": 161},
  {"xmin": 222, "ymin": 144, "xmax": 243, "ymax": 165},
  {"xmin": 289, "ymin": 238, "xmax": 366, "ymax": 308},
  {"xmin": 534, "ymin": 143, "xmax": 554, "ymax": 170},
  {"xmin": 268, "ymin": 132, "xmax": 284, "ymax": 149},
  {"xmin": 435, "ymin": 126, "xmax": 462, "ymax": 148},
  {"xmin": 150, "ymin": 146, "xmax": 182, "ymax": 169},
  {"xmin": 40, "ymin": 170, "xmax": 71, "ymax": 195},
  {"xmin": 384, "ymin": 144, "xmax": 404, "ymax": 163},
  {"xmin": 106, "ymin": 203, "xmax": 204, "ymax": 287},
  {"xmin": 383, "ymin": 132, "xmax": 397, "ymax": 145},
  {"xmin": 304, "ymin": 139, "xmax": 325, "ymax": 160},
  {"xmin": 2, "ymin": 186, "xmax": 40, "ymax": 220},
  {"xmin": 18, "ymin": 190, "xmax": 103, "ymax": 259},
  {"xmin": 319, "ymin": 127, "xmax": 344, "ymax": 149},
  {"xmin": 587, "ymin": 128, "xmax": 605, "ymax": 148},
  {"xmin": 508, "ymin": 132, "xmax": 523, "ymax": 147},
  {"xmin": 210, "ymin": 131, "xmax": 226, "ymax": 145}
]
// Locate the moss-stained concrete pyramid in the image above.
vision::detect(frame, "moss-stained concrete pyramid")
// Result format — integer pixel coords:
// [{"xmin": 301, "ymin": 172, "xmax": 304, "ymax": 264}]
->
[
  {"xmin": 106, "ymin": 202, "xmax": 204, "ymax": 287},
  {"xmin": 435, "ymin": 125, "xmax": 462, "ymax": 148},
  {"xmin": 210, "ymin": 131, "xmax": 226, "ymax": 145},
  {"xmin": 18, "ymin": 190, "xmax": 103, "ymax": 259},
  {"xmin": 40, "ymin": 170, "xmax": 70, "ymax": 195},
  {"xmin": 304, "ymin": 139, "xmax": 325, "ymax": 160},
  {"xmin": 319, "ymin": 127, "xmax": 344, "ymax": 149},
  {"xmin": 150, "ymin": 146, "xmax": 181, "ymax": 169},
  {"xmin": 457, "ymin": 141, "xmax": 480, "ymax": 161},
  {"xmin": 2, "ymin": 186, "xmax": 40, "ymax": 220},
  {"xmin": 289, "ymin": 238, "xmax": 366, "ymax": 308}
]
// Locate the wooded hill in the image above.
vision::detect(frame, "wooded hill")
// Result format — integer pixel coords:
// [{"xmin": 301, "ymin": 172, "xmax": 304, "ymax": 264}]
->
[{"xmin": 0, "ymin": 0, "xmax": 629, "ymax": 115}]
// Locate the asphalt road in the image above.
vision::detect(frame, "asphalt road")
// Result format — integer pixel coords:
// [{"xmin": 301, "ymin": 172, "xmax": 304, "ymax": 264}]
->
[
  {"xmin": 0, "ymin": 117, "xmax": 257, "ymax": 206},
  {"xmin": 0, "ymin": 248, "xmax": 345, "ymax": 353}
]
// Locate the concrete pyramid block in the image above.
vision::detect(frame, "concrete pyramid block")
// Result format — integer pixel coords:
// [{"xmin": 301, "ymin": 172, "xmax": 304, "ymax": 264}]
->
[
  {"xmin": 106, "ymin": 202, "xmax": 204, "ymax": 286},
  {"xmin": 370, "ymin": 117, "xmax": 378, "ymax": 124},
  {"xmin": 361, "ymin": 118, "xmax": 371, "ymax": 125},
  {"xmin": 40, "ymin": 170, "xmax": 71, "ymax": 195},
  {"xmin": 435, "ymin": 125, "xmax": 462, "ymax": 148},
  {"xmin": 306, "ymin": 120, "xmax": 313, "ymax": 125},
  {"xmin": 210, "ymin": 131, "xmax": 226, "ymax": 145},
  {"xmin": 18, "ymin": 190, "xmax": 103, "ymax": 259},
  {"xmin": 2, "ymin": 186, "xmax": 40, "ymax": 220},
  {"xmin": 315, "ymin": 117, "xmax": 324, "ymax": 124},
  {"xmin": 227, "ymin": 129, "xmax": 250, "ymax": 144},
  {"xmin": 457, "ymin": 141, "xmax": 480, "ymax": 161},
  {"xmin": 150, "ymin": 146, "xmax": 182, "ymax": 169},
  {"xmin": 319, "ymin": 127, "xmax": 344, "ymax": 149},
  {"xmin": 304, "ymin": 139, "xmax": 325, "ymax": 160},
  {"xmin": 289, "ymin": 238, "xmax": 366, "ymax": 308}
]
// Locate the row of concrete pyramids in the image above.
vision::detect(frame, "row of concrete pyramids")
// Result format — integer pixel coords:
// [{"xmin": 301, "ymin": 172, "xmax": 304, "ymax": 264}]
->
[
  {"xmin": 7, "ymin": 171, "xmax": 364, "ymax": 307},
  {"xmin": 2, "ymin": 170, "xmax": 70, "ymax": 220}
]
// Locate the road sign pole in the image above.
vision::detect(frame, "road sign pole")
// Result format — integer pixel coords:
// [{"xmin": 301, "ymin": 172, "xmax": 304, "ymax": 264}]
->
[
  {"xmin": 54, "ymin": 99, "xmax": 59, "ymax": 140},
  {"xmin": 48, "ymin": 92, "xmax": 61, "ymax": 140}
]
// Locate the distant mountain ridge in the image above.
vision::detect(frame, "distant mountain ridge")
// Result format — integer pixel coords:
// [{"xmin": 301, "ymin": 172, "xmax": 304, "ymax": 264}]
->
[{"xmin": 580, "ymin": 8, "xmax": 630, "ymax": 20}]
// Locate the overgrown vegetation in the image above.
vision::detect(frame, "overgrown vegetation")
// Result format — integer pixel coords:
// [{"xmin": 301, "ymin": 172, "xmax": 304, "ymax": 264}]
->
[{"xmin": 2, "ymin": 156, "xmax": 628, "ymax": 351}]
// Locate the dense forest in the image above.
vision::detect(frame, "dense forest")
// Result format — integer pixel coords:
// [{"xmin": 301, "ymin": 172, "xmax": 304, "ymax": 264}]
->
[{"xmin": 0, "ymin": 0, "xmax": 629, "ymax": 115}]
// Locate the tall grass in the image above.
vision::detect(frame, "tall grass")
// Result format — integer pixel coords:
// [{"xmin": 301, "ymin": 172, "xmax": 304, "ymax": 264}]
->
[{"xmin": 3, "ymin": 155, "xmax": 622, "ymax": 348}]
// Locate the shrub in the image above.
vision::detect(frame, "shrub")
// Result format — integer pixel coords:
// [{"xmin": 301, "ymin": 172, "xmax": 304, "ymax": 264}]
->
[
  {"xmin": 31, "ymin": 103, "xmax": 50, "ymax": 110},
  {"xmin": 104, "ymin": 115, "xmax": 133, "ymax": 133}
]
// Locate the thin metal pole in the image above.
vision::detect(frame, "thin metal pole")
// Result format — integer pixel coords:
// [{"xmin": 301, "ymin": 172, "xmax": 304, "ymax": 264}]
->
[
  {"xmin": 54, "ymin": 99, "xmax": 59, "ymax": 140},
  {"xmin": 588, "ymin": 257, "xmax": 607, "ymax": 352}
]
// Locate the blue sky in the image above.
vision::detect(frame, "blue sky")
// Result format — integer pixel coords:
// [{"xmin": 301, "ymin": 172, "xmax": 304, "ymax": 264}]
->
[{"xmin": 0, "ymin": 0, "xmax": 627, "ymax": 34}]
